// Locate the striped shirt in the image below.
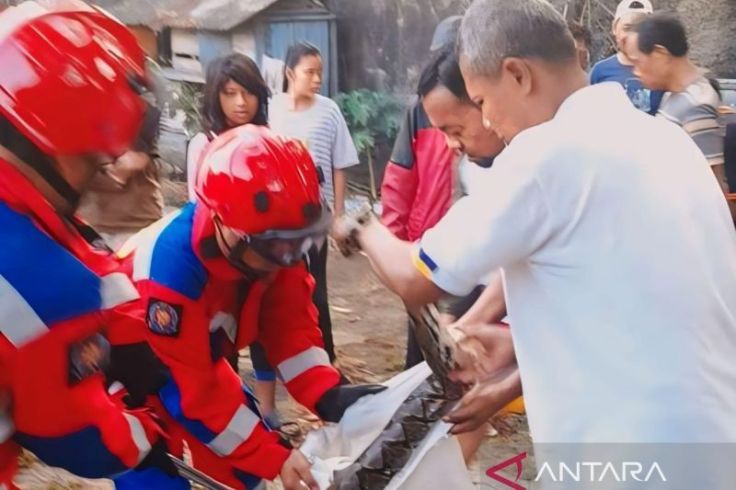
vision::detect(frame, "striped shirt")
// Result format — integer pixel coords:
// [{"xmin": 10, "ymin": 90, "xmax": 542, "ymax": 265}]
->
[
  {"xmin": 269, "ymin": 93, "xmax": 359, "ymax": 207},
  {"xmin": 658, "ymin": 77, "xmax": 724, "ymax": 167}
]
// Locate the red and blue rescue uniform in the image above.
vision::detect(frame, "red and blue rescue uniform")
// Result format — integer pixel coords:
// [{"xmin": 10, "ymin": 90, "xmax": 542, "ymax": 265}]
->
[
  {"xmin": 0, "ymin": 158, "xmax": 162, "ymax": 489},
  {"xmin": 111, "ymin": 201, "xmax": 341, "ymax": 489}
]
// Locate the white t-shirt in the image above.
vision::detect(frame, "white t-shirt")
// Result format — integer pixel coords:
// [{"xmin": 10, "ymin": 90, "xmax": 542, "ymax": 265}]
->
[
  {"xmin": 186, "ymin": 132, "xmax": 210, "ymax": 201},
  {"xmin": 416, "ymin": 83, "xmax": 736, "ymax": 443},
  {"xmin": 458, "ymin": 155, "xmax": 493, "ymax": 197},
  {"xmin": 269, "ymin": 93, "xmax": 359, "ymax": 207},
  {"xmin": 261, "ymin": 55, "xmax": 285, "ymax": 96}
]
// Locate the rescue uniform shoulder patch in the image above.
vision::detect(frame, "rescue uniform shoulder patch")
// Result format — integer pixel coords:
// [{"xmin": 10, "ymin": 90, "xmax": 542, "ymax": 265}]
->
[
  {"xmin": 147, "ymin": 299, "xmax": 182, "ymax": 337},
  {"xmin": 68, "ymin": 333, "xmax": 110, "ymax": 385}
]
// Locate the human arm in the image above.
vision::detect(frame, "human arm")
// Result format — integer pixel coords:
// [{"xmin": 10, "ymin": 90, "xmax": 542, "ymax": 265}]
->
[
  {"xmin": 452, "ymin": 271, "xmax": 507, "ymax": 327},
  {"xmin": 258, "ymin": 266, "xmax": 384, "ymax": 422},
  {"xmin": 347, "ymin": 166, "xmax": 552, "ymax": 309},
  {"xmin": 138, "ymin": 280, "xmax": 292, "ymax": 480}
]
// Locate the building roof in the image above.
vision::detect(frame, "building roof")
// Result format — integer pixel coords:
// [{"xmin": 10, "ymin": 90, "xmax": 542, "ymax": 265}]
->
[
  {"xmin": 0, "ymin": 0, "xmax": 199, "ymax": 29},
  {"xmin": 92, "ymin": 0, "xmax": 326, "ymax": 30},
  {"xmin": 98, "ymin": 0, "xmax": 196, "ymax": 29}
]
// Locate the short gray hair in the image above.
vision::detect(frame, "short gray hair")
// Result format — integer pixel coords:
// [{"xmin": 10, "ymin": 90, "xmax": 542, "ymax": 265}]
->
[{"xmin": 459, "ymin": 0, "xmax": 576, "ymax": 76}]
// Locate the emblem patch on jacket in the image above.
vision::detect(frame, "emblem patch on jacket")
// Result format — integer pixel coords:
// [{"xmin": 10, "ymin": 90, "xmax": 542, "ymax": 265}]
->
[
  {"xmin": 147, "ymin": 299, "xmax": 182, "ymax": 337},
  {"xmin": 68, "ymin": 333, "xmax": 111, "ymax": 385}
]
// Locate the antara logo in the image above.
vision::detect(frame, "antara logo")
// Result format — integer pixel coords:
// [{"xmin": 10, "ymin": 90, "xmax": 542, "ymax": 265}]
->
[
  {"xmin": 486, "ymin": 451, "xmax": 527, "ymax": 489},
  {"xmin": 535, "ymin": 461, "xmax": 667, "ymax": 483},
  {"xmin": 486, "ymin": 452, "xmax": 668, "ymax": 488}
]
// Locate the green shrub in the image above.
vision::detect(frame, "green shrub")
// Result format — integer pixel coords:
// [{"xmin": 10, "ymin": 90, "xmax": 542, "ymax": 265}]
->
[{"xmin": 335, "ymin": 90, "xmax": 402, "ymax": 199}]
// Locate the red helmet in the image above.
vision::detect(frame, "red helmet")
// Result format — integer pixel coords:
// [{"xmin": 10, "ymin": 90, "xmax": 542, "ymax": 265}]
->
[
  {"xmin": 196, "ymin": 124, "xmax": 331, "ymax": 266},
  {"xmin": 0, "ymin": 4, "xmax": 147, "ymax": 157}
]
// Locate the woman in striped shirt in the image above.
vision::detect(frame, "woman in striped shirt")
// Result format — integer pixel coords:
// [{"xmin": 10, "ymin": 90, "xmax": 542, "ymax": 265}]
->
[{"xmin": 255, "ymin": 42, "xmax": 359, "ymax": 420}]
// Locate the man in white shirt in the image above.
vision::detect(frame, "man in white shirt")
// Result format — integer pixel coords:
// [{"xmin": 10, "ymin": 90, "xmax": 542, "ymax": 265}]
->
[{"xmin": 338, "ymin": 0, "xmax": 736, "ymax": 471}]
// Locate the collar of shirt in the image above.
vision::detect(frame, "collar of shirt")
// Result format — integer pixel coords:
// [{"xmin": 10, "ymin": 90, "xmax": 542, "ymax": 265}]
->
[{"xmin": 555, "ymin": 82, "xmax": 633, "ymax": 122}]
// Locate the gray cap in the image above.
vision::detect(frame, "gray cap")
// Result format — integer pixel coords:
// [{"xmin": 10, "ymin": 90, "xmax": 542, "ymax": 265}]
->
[{"xmin": 430, "ymin": 15, "xmax": 462, "ymax": 51}]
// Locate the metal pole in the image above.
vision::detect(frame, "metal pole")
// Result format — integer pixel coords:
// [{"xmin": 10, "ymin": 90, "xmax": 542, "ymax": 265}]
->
[{"xmin": 167, "ymin": 453, "xmax": 236, "ymax": 490}]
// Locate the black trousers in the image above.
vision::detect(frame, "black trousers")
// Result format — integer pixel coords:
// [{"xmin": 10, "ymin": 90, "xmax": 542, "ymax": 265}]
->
[
  {"xmin": 308, "ymin": 241, "xmax": 336, "ymax": 361},
  {"xmin": 250, "ymin": 242, "xmax": 336, "ymax": 378}
]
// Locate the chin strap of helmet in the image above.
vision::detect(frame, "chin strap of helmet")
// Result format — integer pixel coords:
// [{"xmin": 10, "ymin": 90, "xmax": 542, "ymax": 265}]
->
[
  {"xmin": 212, "ymin": 217, "xmax": 268, "ymax": 281},
  {"xmin": 24, "ymin": 156, "xmax": 81, "ymax": 210},
  {"xmin": 0, "ymin": 116, "xmax": 81, "ymax": 210}
]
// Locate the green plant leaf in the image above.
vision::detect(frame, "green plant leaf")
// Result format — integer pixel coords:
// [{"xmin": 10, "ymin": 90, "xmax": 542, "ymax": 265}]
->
[{"xmin": 334, "ymin": 89, "xmax": 403, "ymax": 155}]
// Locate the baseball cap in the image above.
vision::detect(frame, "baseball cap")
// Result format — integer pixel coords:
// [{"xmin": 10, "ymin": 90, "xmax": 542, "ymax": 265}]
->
[
  {"xmin": 430, "ymin": 15, "xmax": 461, "ymax": 52},
  {"xmin": 614, "ymin": 0, "xmax": 654, "ymax": 22}
]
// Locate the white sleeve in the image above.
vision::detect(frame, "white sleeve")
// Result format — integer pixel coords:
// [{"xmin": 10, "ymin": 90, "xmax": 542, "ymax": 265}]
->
[
  {"xmin": 414, "ymin": 170, "xmax": 552, "ymax": 296},
  {"xmin": 186, "ymin": 133, "xmax": 208, "ymax": 201},
  {"xmin": 331, "ymin": 106, "xmax": 360, "ymax": 170}
]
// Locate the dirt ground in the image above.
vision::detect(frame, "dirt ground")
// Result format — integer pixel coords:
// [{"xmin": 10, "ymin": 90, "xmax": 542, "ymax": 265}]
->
[{"xmin": 15, "ymin": 248, "xmax": 533, "ymax": 489}]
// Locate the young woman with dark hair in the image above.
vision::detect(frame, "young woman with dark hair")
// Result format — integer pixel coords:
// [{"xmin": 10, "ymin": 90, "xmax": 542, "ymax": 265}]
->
[
  {"xmin": 257, "ymin": 41, "xmax": 359, "ymax": 422},
  {"xmin": 184, "ymin": 53, "xmax": 279, "ymax": 422},
  {"xmin": 186, "ymin": 53, "xmax": 270, "ymax": 200}
]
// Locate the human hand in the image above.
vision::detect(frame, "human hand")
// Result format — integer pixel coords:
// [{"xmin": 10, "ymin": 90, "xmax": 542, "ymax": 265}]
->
[
  {"xmin": 103, "ymin": 151, "xmax": 150, "ymax": 185},
  {"xmin": 329, "ymin": 218, "xmax": 358, "ymax": 256},
  {"xmin": 280, "ymin": 450, "xmax": 319, "ymax": 490},
  {"xmin": 444, "ymin": 367, "xmax": 521, "ymax": 434},
  {"xmin": 331, "ymin": 203, "xmax": 375, "ymax": 257},
  {"xmin": 448, "ymin": 322, "xmax": 515, "ymax": 385},
  {"xmin": 330, "ymin": 215, "xmax": 361, "ymax": 257},
  {"xmin": 315, "ymin": 384, "xmax": 386, "ymax": 423}
]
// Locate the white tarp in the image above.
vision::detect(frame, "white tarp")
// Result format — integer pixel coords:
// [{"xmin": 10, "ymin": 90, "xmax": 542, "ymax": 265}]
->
[{"xmin": 301, "ymin": 362, "xmax": 474, "ymax": 489}]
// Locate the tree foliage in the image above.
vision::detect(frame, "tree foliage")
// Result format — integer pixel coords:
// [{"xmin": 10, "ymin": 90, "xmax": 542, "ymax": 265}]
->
[{"xmin": 334, "ymin": 89, "xmax": 402, "ymax": 156}]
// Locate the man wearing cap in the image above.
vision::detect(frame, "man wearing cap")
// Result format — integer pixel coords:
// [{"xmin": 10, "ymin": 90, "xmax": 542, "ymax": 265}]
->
[{"xmin": 590, "ymin": 0, "xmax": 663, "ymax": 114}]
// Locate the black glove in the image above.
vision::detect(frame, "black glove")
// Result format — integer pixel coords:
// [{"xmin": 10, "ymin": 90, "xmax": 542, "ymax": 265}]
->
[
  {"xmin": 316, "ymin": 384, "xmax": 387, "ymax": 423},
  {"xmin": 136, "ymin": 439, "xmax": 178, "ymax": 477}
]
